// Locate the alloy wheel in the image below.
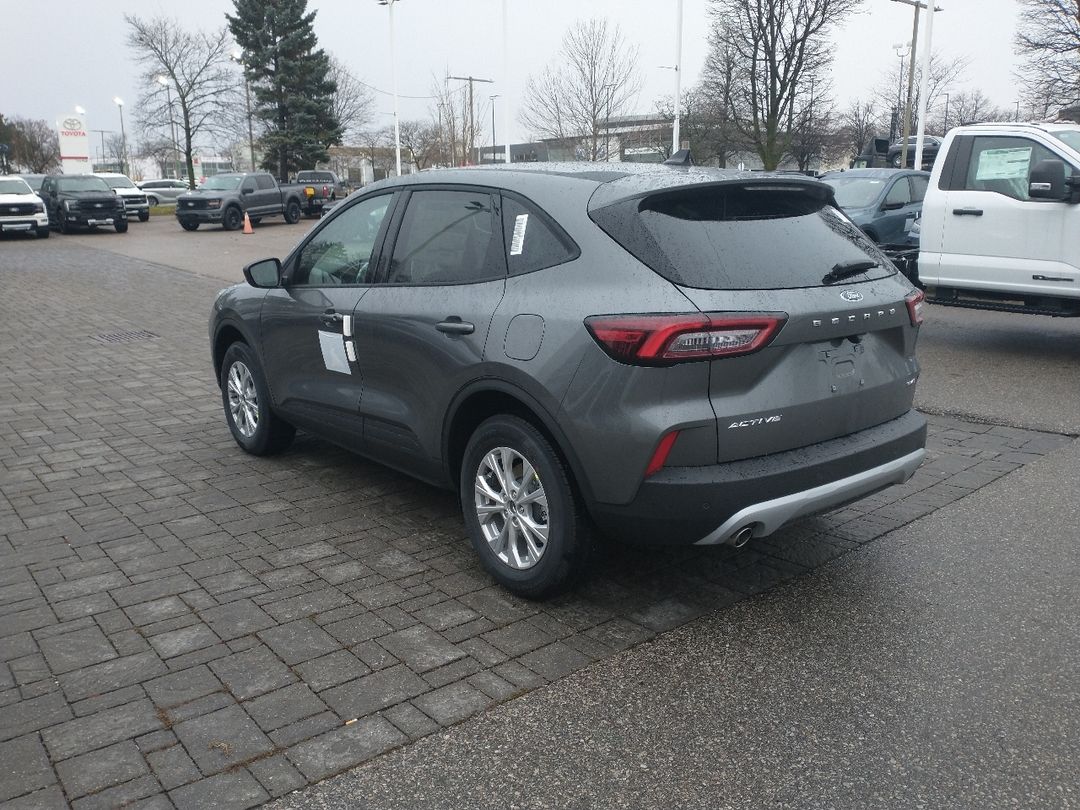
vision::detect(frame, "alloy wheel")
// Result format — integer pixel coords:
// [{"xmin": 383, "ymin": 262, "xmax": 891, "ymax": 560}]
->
[
  {"xmin": 227, "ymin": 361, "xmax": 259, "ymax": 438},
  {"xmin": 474, "ymin": 446, "xmax": 549, "ymax": 569}
]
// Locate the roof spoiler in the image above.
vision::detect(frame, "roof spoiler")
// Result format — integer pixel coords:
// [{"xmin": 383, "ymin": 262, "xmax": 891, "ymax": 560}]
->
[{"xmin": 663, "ymin": 149, "xmax": 694, "ymax": 167}]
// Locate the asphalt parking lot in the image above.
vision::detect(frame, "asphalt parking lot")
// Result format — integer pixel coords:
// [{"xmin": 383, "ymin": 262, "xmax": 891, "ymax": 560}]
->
[{"xmin": 1, "ymin": 221, "xmax": 1078, "ymax": 809}]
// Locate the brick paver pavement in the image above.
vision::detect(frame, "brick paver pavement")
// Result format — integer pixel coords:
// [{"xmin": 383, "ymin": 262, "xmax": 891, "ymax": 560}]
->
[{"xmin": 1, "ymin": 238, "xmax": 1072, "ymax": 808}]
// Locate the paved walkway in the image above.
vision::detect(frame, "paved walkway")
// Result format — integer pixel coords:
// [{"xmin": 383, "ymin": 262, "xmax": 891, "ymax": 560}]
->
[{"xmin": 0, "ymin": 239, "xmax": 1073, "ymax": 809}]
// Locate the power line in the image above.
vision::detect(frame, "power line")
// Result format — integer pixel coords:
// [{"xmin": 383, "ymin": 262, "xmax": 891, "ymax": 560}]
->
[{"xmin": 355, "ymin": 77, "xmax": 466, "ymax": 101}]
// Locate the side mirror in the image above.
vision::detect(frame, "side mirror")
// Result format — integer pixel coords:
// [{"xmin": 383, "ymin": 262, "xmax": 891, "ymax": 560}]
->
[
  {"xmin": 242, "ymin": 186, "xmax": 255, "ymax": 195},
  {"xmin": 243, "ymin": 257, "xmax": 282, "ymax": 288},
  {"xmin": 882, "ymin": 201, "xmax": 905, "ymax": 211},
  {"xmin": 1029, "ymin": 159, "xmax": 1067, "ymax": 200}
]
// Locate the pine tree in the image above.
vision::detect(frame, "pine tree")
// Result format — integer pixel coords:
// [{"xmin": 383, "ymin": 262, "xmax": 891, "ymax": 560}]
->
[{"xmin": 227, "ymin": 0, "xmax": 342, "ymax": 179}]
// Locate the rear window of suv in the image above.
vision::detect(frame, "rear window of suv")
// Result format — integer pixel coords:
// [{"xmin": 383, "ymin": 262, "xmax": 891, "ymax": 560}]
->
[{"xmin": 590, "ymin": 183, "xmax": 893, "ymax": 290}]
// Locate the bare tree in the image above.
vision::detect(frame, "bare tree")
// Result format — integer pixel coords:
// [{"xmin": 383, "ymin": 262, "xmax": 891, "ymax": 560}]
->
[
  {"xmin": 398, "ymin": 120, "xmax": 443, "ymax": 170},
  {"xmin": 837, "ymin": 98, "xmax": 883, "ymax": 159},
  {"xmin": 329, "ymin": 57, "xmax": 375, "ymax": 144},
  {"xmin": 429, "ymin": 76, "xmax": 471, "ymax": 167},
  {"xmin": 874, "ymin": 52, "xmax": 968, "ymax": 137},
  {"xmin": 519, "ymin": 18, "xmax": 642, "ymax": 161},
  {"xmin": 126, "ymin": 15, "xmax": 238, "ymax": 187},
  {"xmin": 707, "ymin": 0, "xmax": 862, "ymax": 169},
  {"xmin": 949, "ymin": 89, "xmax": 1010, "ymax": 126},
  {"xmin": 0, "ymin": 117, "xmax": 60, "ymax": 173},
  {"xmin": 356, "ymin": 128, "xmax": 395, "ymax": 182},
  {"xmin": 1015, "ymin": 0, "xmax": 1080, "ymax": 113}
]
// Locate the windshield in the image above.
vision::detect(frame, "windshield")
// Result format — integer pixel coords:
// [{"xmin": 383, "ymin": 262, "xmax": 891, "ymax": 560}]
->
[
  {"xmin": 202, "ymin": 175, "xmax": 242, "ymax": 191},
  {"xmin": 1050, "ymin": 129, "xmax": 1080, "ymax": 154},
  {"xmin": 0, "ymin": 179, "xmax": 33, "ymax": 194},
  {"xmin": 57, "ymin": 177, "xmax": 112, "ymax": 193},
  {"xmin": 101, "ymin": 176, "xmax": 136, "ymax": 189},
  {"xmin": 20, "ymin": 175, "xmax": 43, "ymax": 191},
  {"xmin": 822, "ymin": 176, "xmax": 886, "ymax": 208}
]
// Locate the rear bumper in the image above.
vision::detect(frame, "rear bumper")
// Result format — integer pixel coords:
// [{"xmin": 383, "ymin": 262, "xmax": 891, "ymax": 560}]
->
[{"xmin": 589, "ymin": 409, "xmax": 927, "ymax": 545}]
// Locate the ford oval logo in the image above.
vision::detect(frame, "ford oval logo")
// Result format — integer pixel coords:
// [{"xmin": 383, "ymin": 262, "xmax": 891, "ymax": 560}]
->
[{"xmin": 840, "ymin": 290, "xmax": 863, "ymax": 303}]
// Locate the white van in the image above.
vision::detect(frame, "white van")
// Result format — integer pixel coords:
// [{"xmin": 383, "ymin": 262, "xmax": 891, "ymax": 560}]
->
[{"xmin": 918, "ymin": 122, "xmax": 1080, "ymax": 317}]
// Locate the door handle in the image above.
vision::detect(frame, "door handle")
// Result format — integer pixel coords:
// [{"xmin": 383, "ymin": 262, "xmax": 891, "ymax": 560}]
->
[
  {"xmin": 952, "ymin": 208, "xmax": 984, "ymax": 216},
  {"xmin": 320, "ymin": 309, "xmax": 343, "ymax": 327},
  {"xmin": 436, "ymin": 317, "xmax": 475, "ymax": 335}
]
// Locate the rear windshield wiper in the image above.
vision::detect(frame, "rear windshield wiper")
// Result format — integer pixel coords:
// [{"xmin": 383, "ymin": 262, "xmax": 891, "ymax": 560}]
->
[{"xmin": 822, "ymin": 259, "xmax": 879, "ymax": 285}]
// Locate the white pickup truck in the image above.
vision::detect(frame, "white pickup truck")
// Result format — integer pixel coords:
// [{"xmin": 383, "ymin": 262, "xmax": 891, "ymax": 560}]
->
[{"xmin": 918, "ymin": 122, "xmax": 1080, "ymax": 317}]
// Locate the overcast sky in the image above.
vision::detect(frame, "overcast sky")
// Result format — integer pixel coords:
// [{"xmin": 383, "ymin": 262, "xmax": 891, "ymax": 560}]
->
[{"xmin": 1, "ymin": 0, "xmax": 1022, "ymax": 157}]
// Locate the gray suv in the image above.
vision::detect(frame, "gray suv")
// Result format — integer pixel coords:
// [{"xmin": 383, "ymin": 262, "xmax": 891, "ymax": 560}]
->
[{"xmin": 210, "ymin": 164, "xmax": 927, "ymax": 598}]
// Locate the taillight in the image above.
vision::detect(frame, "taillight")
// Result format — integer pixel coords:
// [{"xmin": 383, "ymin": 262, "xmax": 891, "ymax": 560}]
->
[
  {"xmin": 905, "ymin": 290, "xmax": 925, "ymax": 325},
  {"xmin": 584, "ymin": 313, "xmax": 786, "ymax": 365}
]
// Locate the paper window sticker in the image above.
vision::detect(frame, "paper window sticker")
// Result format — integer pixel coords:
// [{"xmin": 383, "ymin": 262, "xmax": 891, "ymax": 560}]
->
[
  {"xmin": 510, "ymin": 213, "xmax": 528, "ymax": 256},
  {"xmin": 975, "ymin": 147, "xmax": 1032, "ymax": 181},
  {"xmin": 318, "ymin": 330, "xmax": 352, "ymax": 375}
]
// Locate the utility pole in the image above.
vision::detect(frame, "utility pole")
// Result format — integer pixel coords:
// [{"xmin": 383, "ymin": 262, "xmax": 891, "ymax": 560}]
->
[
  {"xmin": 892, "ymin": 0, "xmax": 942, "ymax": 168},
  {"xmin": 448, "ymin": 75, "xmax": 494, "ymax": 165},
  {"xmin": 90, "ymin": 130, "xmax": 110, "ymax": 170},
  {"xmin": 489, "ymin": 94, "xmax": 499, "ymax": 163}
]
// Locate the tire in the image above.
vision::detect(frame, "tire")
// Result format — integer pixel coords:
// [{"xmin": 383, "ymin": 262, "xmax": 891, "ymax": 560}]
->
[
  {"xmin": 36, "ymin": 227, "xmax": 49, "ymax": 239},
  {"xmin": 219, "ymin": 342, "xmax": 295, "ymax": 456},
  {"xmin": 146, "ymin": 194, "xmax": 159, "ymax": 206},
  {"xmin": 249, "ymin": 217, "xmax": 262, "ymax": 225},
  {"xmin": 115, "ymin": 220, "xmax": 128, "ymax": 233},
  {"xmin": 59, "ymin": 216, "xmax": 71, "ymax": 234},
  {"xmin": 284, "ymin": 200, "xmax": 301, "ymax": 224},
  {"xmin": 460, "ymin": 415, "xmax": 592, "ymax": 599},
  {"xmin": 222, "ymin": 206, "xmax": 243, "ymax": 231},
  {"xmin": 138, "ymin": 211, "xmax": 149, "ymax": 222},
  {"xmin": 891, "ymin": 153, "xmax": 903, "ymax": 168},
  {"xmin": 180, "ymin": 220, "xmax": 199, "ymax": 231}
]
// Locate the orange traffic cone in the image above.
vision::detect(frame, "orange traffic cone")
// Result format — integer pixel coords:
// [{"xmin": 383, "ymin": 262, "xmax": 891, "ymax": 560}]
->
[{"xmin": 242, "ymin": 212, "xmax": 254, "ymax": 234}]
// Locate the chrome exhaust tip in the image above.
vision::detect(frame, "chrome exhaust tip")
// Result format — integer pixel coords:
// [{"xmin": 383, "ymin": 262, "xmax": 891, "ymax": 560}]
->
[{"xmin": 728, "ymin": 525, "xmax": 755, "ymax": 549}]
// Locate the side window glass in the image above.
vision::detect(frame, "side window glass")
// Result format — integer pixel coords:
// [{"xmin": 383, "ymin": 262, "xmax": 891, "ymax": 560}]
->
[
  {"xmin": 241, "ymin": 178, "xmax": 256, "ymax": 194},
  {"xmin": 964, "ymin": 136, "xmax": 1072, "ymax": 201},
  {"xmin": 293, "ymin": 194, "xmax": 392, "ymax": 286},
  {"xmin": 255, "ymin": 175, "xmax": 275, "ymax": 190},
  {"xmin": 501, "ymin": 195, "xmax": 578, "ymax": 275},
  {"xmin": 885, "ymin": 179, "xmax": 912, "ymax": 206},
  {"xmin": 909, "ymin": 175, "xmax": 928, "ymax": 202},
  {"xmin": 387, "ymin": 190, "xmax": 503, "ymax": 284}
]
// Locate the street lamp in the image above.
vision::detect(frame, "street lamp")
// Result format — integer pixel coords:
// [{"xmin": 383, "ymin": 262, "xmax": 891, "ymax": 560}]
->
[
  {"xmin": 113, "ymin": 97, "xmax": 127, "ymax": 175},
  {"xmin": 892, "ymin": 43, "xmax": 910, "ymax": 143},
  {"xmin": 230, "ymin": 50, "xmax": 257, "ymax": 173},
  {"xmin": 377, "ymin": 0, "xmax": 402, "ymax": 177},
  {"xmin": 489, "ymin": 94, "xmax": 499, "ymax": 163},
  {"xmin": 157, "ymin": 76, "xmax": 182, "ymax": 181},
  {"xmin": 672, "ymin": 0, "xmax": 683, "ymax": 154}
]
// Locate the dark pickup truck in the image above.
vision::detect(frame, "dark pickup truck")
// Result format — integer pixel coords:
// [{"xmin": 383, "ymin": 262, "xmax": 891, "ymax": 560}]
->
[
  {"xmin": 175, "ymin": 172, "xmax": 304, "ymax": 231},
  {"xmin": 292, "ymin": 170, "xmax": 347, "ymax": 217}
]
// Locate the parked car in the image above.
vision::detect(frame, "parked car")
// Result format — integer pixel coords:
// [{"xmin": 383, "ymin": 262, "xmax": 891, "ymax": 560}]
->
[
  {"xmin": 887, "ymin": 135, "xmax": 941, "ymax": 168},
  {"xmin": 0, "ymin": 175, "xmax": 49, "ymax": 238},
  {"xmin": 291, "ymin": 170, "xmax": 347, "ymax": 217},
  {"xmin": 820, "ymin": 168, "xmax": 929, "ymax": 246},
  {"xmin": 919, "ymin": 121, "xmax": 1080, "ymax": 317},
  {"xmin": 176, "ymin": 172, "xmax": 304, "ymax": 231},
  {"xmin": 96, "ymin": 173, "xmax": 150, "ymax": 222},
  {"xmin": 139, "ymin": 179, "xmax": 191, "ymax": 206},
  {"xmin": 210, "ymin": 163, "xmax": 927, "ymax": 598},
  {"xmin": 39, "ymin": 174, "xmax": 127, "ymax": 234}
]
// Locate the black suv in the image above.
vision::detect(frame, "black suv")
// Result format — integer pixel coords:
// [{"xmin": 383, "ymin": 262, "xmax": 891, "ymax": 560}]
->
[
  {"xmin": 210, "ymin": 163, "xmax": 926, "ymax": 597},
  {"xmin": 888, "ymin": 136, "xmax": 941, "ymax": 168},
  {"xmin": 40, "ymin": 175, "xmax": 127, "ymax": 234}
]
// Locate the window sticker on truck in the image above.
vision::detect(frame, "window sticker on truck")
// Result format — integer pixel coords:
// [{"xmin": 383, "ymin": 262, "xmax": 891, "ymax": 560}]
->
[{"xmin": 976, "ymin": 148, "xmax": 1032, "ymax": 181}]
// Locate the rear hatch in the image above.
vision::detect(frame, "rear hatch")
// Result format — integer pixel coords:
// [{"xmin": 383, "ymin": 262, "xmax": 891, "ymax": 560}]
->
[{"xmin": 590, "ymin": 176, "xmax": 922, "ymax": 463}]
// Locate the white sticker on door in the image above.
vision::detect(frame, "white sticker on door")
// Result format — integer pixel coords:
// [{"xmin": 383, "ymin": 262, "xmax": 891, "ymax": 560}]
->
[
  {"xmin": 318, "ymin": 330, "xmax": 352, "ymax": 375},
  {"xmin": 510, "ymin": 213, "xmax": 528, "ymax": 256},
  {"xmin": 975, "ymin": 147, "xmax": 1032, "ymax": 181}
]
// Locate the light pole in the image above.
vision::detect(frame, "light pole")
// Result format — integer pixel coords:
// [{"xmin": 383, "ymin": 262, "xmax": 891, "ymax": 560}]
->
[
  {"xmin": 489, "ymin": 94, "xmax": 499, "ymax": 163},
  {"xmin": 378, "ymin": 0, "xmax": 403, "ymax": 176},
  {"xmin": 893, "ymin": 43, "xmax": 910, "ymax": 143},
  {"xmin": 672, "ymin": 0, "xmax": 684, "ymax": 154},
  {"xmin": 113, "ymin": 97, "xmax": 127, "ymax": 175},
  {"xmin": 502, "ymin": 0, "xmax": 510, "ymax": 164},
  {"xmin": 157, "ymin": 76, "xmax": 182, "ymax": 180},
  {"xmin": 230, "ymin": 51, "xmax": 257, "ymax": 172},
  {"xmin": 912, "ymin": 0, "xmax": 942, "ymax": 168},
  {"xmin": 942, "ymin": 92, "xmax": 950, "ymax": 134}
]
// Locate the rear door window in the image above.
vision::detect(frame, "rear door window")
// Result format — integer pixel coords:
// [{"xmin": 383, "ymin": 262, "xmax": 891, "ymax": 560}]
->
[
  {"xmin": 590, "ymin": 184, "xmax": 891, "ymax": 290},
  {"xmin": 500, "ymin": 195, "xmax": 579, "ymax": 275},
  {"xmin": 255, "ymin": 175, "xmax": 276, "ymax": 190},
  {"xmin": 386, "ymin": 189, "xmax": 504, "ymax": 285}
]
